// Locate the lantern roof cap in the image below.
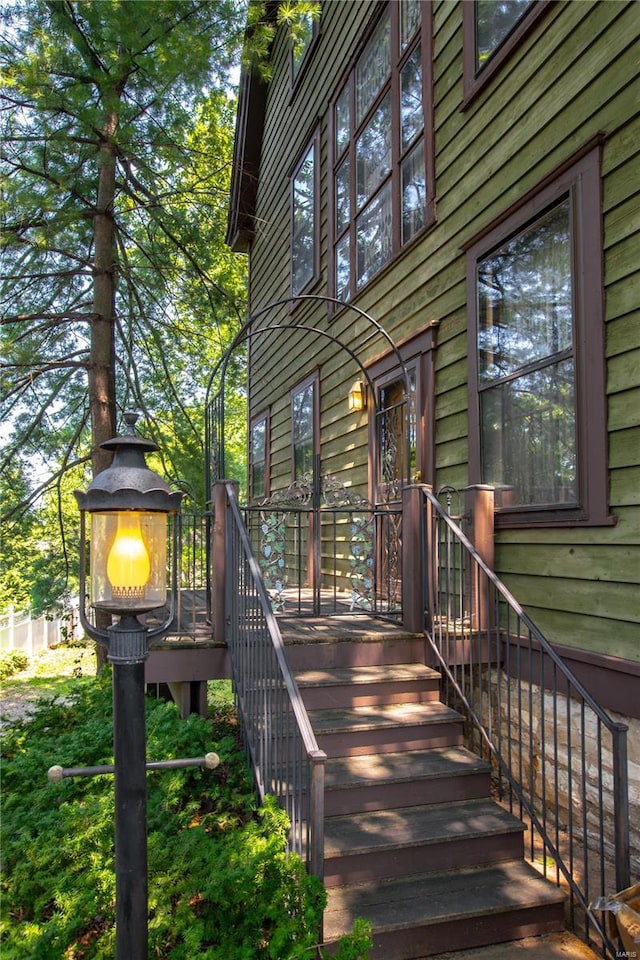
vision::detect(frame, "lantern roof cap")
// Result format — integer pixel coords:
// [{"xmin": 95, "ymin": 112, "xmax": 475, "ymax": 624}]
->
[{"xmin": 75, "ymin": 413, "xmax": 182, "ymax": 513}]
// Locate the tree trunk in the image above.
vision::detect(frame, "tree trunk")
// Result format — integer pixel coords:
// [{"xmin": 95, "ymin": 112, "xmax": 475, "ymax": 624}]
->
[
  {"xmin": 90, "ymin": 107, "xmax": 118, "ymax": 478},
  {"xmin": 91, "ymin": 108, "xmax": 119, "ymax": 660}
]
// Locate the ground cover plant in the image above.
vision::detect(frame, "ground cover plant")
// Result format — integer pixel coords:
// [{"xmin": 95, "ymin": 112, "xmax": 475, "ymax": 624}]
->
[{"xmin": 1, "ymin": 662, "xmax": 371, "ymax": 959}]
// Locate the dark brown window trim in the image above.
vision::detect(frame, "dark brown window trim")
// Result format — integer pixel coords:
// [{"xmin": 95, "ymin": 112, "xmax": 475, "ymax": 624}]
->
[
  {"xmin": 466, "ymin": 141, "xmax": 614, "ymax": 529},
  {"xmin": 461, "ymin": 0, "xmax": 554, "ymax": 110}
]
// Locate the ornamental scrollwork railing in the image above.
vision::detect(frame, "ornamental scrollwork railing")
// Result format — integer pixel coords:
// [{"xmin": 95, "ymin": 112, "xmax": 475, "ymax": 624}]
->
[{"xmin": 250, "ymin": 473, "xmax": 380, "ymax": 613}]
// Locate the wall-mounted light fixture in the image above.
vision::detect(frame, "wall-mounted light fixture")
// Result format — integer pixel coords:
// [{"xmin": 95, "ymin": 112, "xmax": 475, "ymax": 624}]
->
[{"xmin": 348, "ymin": 379, "xmax": 366, "ymax": 412}]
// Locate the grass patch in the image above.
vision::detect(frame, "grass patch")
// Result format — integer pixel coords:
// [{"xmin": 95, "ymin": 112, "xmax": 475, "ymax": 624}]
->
[{"xmin": 1, "ymin": 645, "xmax": 96, "ymax": 706}]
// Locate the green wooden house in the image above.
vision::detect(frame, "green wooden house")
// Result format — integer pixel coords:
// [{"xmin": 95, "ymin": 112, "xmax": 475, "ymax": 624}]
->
[{"xmin": 172, "ymin": 1, "xmax": 640, "ymax": 956}]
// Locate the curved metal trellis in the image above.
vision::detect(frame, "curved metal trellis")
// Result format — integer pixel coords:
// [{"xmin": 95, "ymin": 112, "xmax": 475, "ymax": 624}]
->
[{"xmin": 204, "ymin": 294, "xmax": 413, "ymax": 504}]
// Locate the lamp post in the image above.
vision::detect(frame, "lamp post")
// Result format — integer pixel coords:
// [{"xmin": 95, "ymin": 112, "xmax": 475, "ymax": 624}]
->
[{"xmin": 75, "ymin": 413, "xmax": 182, "ymax": 959}]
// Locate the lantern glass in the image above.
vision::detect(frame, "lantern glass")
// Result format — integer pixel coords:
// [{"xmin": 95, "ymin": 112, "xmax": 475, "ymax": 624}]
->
[
  {"xmin": 348, "ymin": 380, "xmax": 365, "ymax": 412},
  {"xmin": 90, "ymin": 510, "xmax": 168, "ymax": 613}
]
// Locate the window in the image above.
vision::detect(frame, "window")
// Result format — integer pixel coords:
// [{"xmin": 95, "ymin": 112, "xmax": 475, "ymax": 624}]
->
[
  {"xmin": 467, "ymin": 143, "xmax": 611, "ymax": 526},
  {"xmin": 330, "ymin": 0, "xmax": 433, "ymax": 302},
  {"xmin": 462, "ymin": 1, "xmax": 551, "ymax": 105},
  {"xmin": 291, "ymin": 4, "xmax": 320, "ymax": 84},
  {"xmin": 291, "ymin": 131, "xmax": 320, "ymax": 296},
  {"xmin": 250, "ymin": 413, "xmax": 269, "ymax": 500},
  {"xmin": 291, "ymin": 372, "xmax": 318, "ymax": 480}
]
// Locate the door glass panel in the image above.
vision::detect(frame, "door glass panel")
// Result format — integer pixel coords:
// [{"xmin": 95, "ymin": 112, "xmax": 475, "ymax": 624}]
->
[{"xmin": 377, "ymin": 369, "xmax": 417, "ymax": 501}]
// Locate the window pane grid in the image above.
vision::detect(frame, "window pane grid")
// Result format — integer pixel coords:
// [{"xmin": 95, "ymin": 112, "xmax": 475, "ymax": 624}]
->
[
  {"xmin": 476, "ymin": 198, "xmax": 578, "ymax": 510},
  {"xmin": 332, "ymin": 2, "xmax": 427, "ymax": 300},
  {"xmin": 292, "ymin": 139, "xmax": 317, "ymax": 295}
]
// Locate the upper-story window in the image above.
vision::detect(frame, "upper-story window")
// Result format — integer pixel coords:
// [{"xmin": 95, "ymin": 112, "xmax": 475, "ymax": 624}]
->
[
  {"xmin": 475, "ymin": 0, "xmax": 534, "ymax": 71},
  {"xmin": 291, "ymin": 5, "xmax": 320, "ymax": 84},
  {"xmin": 291, "ymin": 130, "xmax": 320, "ymax": 297},
  {"xmin": 463, "ymin": 1, "xmax": 551, "ymax": 105},
  {"xmin": 331, "ymin": 0, "xmax": 433, "ymax": 303},
  {"xmin": 466, "ymin": 144, "xmax": 611, "ymax": 527}
]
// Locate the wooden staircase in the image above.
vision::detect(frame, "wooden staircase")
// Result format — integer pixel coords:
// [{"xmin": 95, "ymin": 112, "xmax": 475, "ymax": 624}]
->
[{"xmin": 286, "ymin": 630, "xmax": 567, "ymax": 960}]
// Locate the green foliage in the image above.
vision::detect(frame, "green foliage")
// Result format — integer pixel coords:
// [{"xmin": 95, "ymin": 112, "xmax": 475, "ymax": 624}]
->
[
  {"xmin": 1, "ymin": 672, "xmax": 369, "ymax": 959},
  {"xmin": 0, "ymin": 651, "xmax": 30, "ymax": 682}
]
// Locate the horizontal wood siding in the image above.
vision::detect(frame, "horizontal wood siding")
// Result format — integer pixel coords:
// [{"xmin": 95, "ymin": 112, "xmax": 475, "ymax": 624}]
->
[{"xmin": 243, "ymin": 0, "xmax": 639, "ymax": 662}]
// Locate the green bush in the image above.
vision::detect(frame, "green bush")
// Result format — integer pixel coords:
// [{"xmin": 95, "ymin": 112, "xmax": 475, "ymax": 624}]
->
[
  {"xmin": 0, "ymin": 650, "xmax": 29, "ymax": 682},
  {"xmin": 0, "ymin": 671, "xmax": 371, "ymax": 959}
]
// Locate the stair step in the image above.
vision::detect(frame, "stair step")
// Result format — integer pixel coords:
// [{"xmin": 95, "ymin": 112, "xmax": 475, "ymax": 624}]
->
[
  {"xmin": 324, "ymin": 746, "xmax": 491, "ymax": 815},
  {"xmin": 323, "ymin": 860, "xmax": 566, "ymax": 960},
  {"xmin": 309, "ymin": 701, "xmax": 464, "ymax": 756},
  {"xmin": 284, "ymin": 633, "xmax": 427, "ymax": 670},
  {"xmin": 296, "ymin": 662, "xmax": 441, "ymax": 708},
  {"xmin": 324, "ymin": 798, "xmax": 526, "ymax": 886}
]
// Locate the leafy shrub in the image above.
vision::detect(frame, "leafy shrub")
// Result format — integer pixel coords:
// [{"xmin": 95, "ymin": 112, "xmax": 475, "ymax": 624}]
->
[
  {"xmin": 0, "ymin": 670, "xmax": 370, "ymax": 959},
  {"xmin": 0, "ymin": 650, "xmax": 29, "ymax": 682}
]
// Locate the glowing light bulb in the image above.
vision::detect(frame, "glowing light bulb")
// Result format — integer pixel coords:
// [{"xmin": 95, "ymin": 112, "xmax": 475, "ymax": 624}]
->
[{"xmin": 107, "ymin": 512, "xmax": 151, "ymax": 600}]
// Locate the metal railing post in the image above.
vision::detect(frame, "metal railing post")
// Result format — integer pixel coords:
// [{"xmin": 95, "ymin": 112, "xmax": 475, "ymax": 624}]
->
[
  {"xmin": 612, "ymin": 722, "xmax": 631, "ymax": 891},
  {"xmin": 212, "ymin": 481, "xmax": 230, "ymax": 644}
]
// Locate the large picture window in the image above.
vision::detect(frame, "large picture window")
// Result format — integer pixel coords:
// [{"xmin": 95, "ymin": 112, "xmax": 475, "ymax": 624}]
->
[
  {"xmin": 467, "ymin": 144, "xmax": 611, "ymax": 527},
  {"xmin": 330, "ymin": 0, "xmax": 433, "ymax": 303},
  {"xmin": 291, "ymin": 131, "xmax": 319, "ymax": 296}
]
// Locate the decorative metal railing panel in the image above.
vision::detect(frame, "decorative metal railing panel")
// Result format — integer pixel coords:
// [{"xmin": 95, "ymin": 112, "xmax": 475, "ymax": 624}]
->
[
  {"xmin": 422, "ymin": 487, "xmax": 630, "ymax": 959},
  {"xmin": 221, "ymin": 482, "xmax": 326, "ymax": 876},
  {"xmin": 244, "ymin": 473, "xmax": 401, "ymax": 617}
]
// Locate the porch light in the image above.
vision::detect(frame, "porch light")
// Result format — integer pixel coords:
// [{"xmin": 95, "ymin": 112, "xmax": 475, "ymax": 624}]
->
[
  {"xmin": 76, "ymin": 412, "xmax": 182, "ymax": 625},
  {"xmin": 74, "ymin": 411, "xmax": 182, "ymax": 960},
  {"xmin": 348, "ymin": 378, "xmax": 366, "ymax": 412}
]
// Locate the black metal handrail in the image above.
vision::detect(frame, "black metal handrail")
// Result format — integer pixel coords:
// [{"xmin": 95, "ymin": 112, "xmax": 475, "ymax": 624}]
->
[
  {"xmin": 221, "ymin": 482, "xmax": 326, "ymax": 877},
  {"xmin": 421, "ymin": 487, "xmax": 630, "ymax": 958}
]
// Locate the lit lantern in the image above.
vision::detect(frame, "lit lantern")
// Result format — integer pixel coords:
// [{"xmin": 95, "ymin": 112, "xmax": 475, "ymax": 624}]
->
[
  {"xmin": 75, "ymin": 412, "xmax": 183, "ymax": 633},
  {"xmin": 348, "ymin": 379, "xmax": 366, "ymax": 412}
]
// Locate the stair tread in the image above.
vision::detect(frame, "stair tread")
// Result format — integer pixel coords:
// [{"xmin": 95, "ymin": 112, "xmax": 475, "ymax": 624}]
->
[
  {"xmin": 295, "ymin": 662, "xmax": 440, "ymax": 687},
  {"xmin": 323, "ymin": 860, "xmax": 565, "ymax": 940},
  {"xmin": 309, "ymin": 700, "xmax": 461, "ymax": 734},
  {"xmin": 324, "ymin": 798, "xmax": 525, "ymax": 858},
  {"xmin": 325, "ymin": 745, "xmax": 490, "ymax": 790}
]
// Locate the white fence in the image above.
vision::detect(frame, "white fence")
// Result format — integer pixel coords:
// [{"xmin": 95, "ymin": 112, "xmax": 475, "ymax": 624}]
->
[{"xmin": 0, "ymin": 607, "xmax": 82, "ymax": 655}]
